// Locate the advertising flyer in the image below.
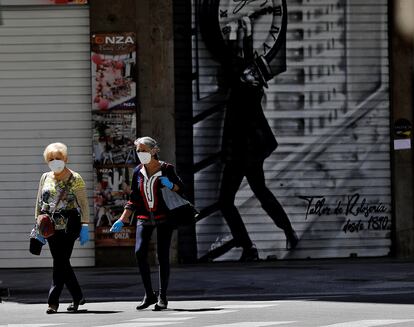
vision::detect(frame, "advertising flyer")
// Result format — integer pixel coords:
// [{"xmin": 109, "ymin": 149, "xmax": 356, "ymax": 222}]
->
[
  {"xmin": 94, "ymin": 166, "xmax": 136, "ymax": 247},
  {"xmin": 91, "ymin": 33, "xmax": 136, "ymax": 111},
  {"xmin": 91, "ymin": 32, "xmax": 138, "ymax": 247},
  {"xmin": 93, "ymin": 112, "xmax": 137, "ymax": 166}
]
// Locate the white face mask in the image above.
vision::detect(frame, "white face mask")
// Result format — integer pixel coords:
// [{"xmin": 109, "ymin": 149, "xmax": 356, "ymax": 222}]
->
[
  {"xmin": 137, "ymin": 152, "xmax": 152, "ymax": 164},
  {"xmin": 48, "ymin": 159, "xmax": 65, "ymax": 173}
]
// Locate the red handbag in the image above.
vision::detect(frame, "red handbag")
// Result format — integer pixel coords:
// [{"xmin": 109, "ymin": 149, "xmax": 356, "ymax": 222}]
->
[{"xmin": 37, "ymin": 214, "xmax": 55, "ymax": 238}]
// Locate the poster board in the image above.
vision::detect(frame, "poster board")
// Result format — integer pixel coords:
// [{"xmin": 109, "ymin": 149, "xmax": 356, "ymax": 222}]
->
[{"xmin": 91, "ymin": 32, "xmax": 138, "ymax": 247}]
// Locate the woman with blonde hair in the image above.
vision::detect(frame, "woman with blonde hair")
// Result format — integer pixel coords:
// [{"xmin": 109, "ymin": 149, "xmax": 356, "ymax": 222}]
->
[{"xmin": 35, "ymin": 142, "xmax": 90, "ymax": 314}]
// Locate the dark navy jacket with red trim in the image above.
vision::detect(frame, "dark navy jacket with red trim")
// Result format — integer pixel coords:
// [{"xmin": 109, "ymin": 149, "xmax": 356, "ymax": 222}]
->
[{"xmin": 124, "ymin": 162, "xmax": 184, "ymax": 222}]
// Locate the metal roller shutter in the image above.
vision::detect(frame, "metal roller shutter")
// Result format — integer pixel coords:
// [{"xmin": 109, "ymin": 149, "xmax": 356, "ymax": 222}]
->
[
  {"xmin": 0, "ymin": 5, "xmax": 93, "ymax": 267},
  {"xmin": 192, "ymin": 0, "xmax": 391, "ymax": 261}
]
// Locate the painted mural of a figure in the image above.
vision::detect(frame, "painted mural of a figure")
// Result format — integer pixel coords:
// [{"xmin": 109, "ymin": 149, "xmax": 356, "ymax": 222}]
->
[{"xmin": 201, "ymin": 0, "xmax": 298, "ymax": 261}]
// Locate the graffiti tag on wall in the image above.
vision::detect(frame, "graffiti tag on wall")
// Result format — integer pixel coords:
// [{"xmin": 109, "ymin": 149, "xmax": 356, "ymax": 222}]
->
[{"xmin": 300, "ymin": 194, "xmax": 390, "ymax": 233}]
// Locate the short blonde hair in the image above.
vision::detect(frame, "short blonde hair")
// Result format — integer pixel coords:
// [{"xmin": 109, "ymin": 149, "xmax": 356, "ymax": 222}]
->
[{"xmin": 43, "ymin": 142, "xmax": 68, "ymax": 162}]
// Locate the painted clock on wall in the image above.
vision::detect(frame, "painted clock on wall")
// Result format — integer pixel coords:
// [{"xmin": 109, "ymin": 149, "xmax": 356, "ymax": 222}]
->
[{"xmin": 200, "ymin": 0, "xmax": 287, "ymax": 63}]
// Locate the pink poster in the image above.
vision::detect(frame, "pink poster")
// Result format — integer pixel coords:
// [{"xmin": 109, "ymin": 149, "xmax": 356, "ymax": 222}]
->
[{"xmin": 91, "ymin": 33, "xmax": 137, "ymax": 111}]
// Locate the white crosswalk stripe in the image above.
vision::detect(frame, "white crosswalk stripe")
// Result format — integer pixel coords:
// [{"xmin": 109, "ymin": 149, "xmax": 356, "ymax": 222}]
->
[
  {"xmin": 100, "ymin": 318, "xmax": 414, "ymax": 327},
  {"xmin": 130, "ymin": 317, "xmax": 194, "ymax": 322},
  {"xmin": 94, "ymin": 323, "xmax": 181, "ymax": 327},
  {"xmin": 215, "ymin": 304, "xmax": 279, "ymax": 309},
  {"xmin": 5, "ymin": 325, "xmax": 65, "ymax": 327},
  {"xmin": 172, "ymin": 309, "xmax": 237, "ymax": 315},
  {"xmin": 202, "ymin": 322, "xmax": 296, "ymax": 327},
  {"xmin": 319, "ymin": 320, "xmax": 414, "ymax": 327}
]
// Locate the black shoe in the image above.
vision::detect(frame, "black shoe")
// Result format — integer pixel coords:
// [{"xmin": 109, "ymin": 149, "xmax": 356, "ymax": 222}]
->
[
  {"xmin": 46, "ymin": 304, "xmax": 58, "ymax": 314},
  {"xmin": 154, "ymin": 294, "xmax": 168, "ymax": 311},
  {"xmin": 67, "ymin": 298, "xmax": 86, "ymax": 312},
  {"xmin": 239, "ymin": 246, "xmax": 259, "ymax": 262},
  {"xmin": 136, "ymin": 293, "xmax": 157, "ymax": 310},
  {"xmin": 286, "ymin": 230, "xmax": 299, "ymax": 250}
]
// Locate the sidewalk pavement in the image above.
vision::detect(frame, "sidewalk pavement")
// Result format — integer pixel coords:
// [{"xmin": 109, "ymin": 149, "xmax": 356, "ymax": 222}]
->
[{"xmin": 1, "ymin": 257, "xmax": 414, "ymax": 304}]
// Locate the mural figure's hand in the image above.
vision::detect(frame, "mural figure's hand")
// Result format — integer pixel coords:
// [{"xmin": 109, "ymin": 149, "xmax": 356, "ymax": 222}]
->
[
  {"xmin": 241, "ymin": 16, "xmax": 252, "ymax": 37},
  {"xmin": 240, "ymin": 63, "xmax": 262, "ymax": 87}
]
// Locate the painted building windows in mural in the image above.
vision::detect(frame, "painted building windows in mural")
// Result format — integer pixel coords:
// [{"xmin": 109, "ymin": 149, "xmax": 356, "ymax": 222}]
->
[{"xmin": 192, "ymin": 0, "xmax": 391, "ymax": 261}]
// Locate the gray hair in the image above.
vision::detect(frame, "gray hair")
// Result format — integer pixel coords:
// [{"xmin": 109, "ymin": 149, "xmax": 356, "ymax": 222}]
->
[{"xmin": 134, "ymin": 136, "xmax": 160, "ymax": 151}]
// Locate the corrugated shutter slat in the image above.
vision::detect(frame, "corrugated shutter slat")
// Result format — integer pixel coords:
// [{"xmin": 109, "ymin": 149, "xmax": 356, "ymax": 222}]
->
[{"xmin": 0, "ymin": 6, "xmax": 93, "ymax": 268}]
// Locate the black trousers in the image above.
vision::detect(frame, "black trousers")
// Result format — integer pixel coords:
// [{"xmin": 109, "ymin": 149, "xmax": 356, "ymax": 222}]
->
[
  {"xmin": 219, "ymin": 160, "xmax": 294, "ymax": 249},
  {"xmin": 135, "ymin": 221, "xmax": 174, "ymax": 297},
  {"xmin": 47, "ymin": 230, "xmax": 83, "ymax": 306}
]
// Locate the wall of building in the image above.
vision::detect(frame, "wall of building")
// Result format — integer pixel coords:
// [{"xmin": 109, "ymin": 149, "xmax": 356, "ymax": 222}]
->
[
  {"xmin": 0, "ymin": 0, "xmax": 412, "ymax": 268},
  {"xmin": 0, "ymin": 4, "xmax": 94, "ymax": 268},
  {"xmin": 89, "ymin": 0, "xmax": 414, "ymax": 263},
  {"xmin": 190, "ymin": 0, "xmax": 394, "ymax": 261},
  {"xmin": 391, "ymin": 0, "xmax": 414, "ymax": 258}
]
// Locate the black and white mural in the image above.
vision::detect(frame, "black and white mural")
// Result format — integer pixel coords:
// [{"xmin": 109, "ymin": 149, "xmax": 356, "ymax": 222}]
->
[{"xmin": 191, "ymin": 0, "xmax": 391, "ymax": 261}]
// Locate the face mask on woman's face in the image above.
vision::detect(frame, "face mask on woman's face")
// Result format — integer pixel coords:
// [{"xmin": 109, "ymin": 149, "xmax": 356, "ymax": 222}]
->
[
  {"xmin": 48, "ymin": 159, "xmax": 65, "ymax": 173},
  {"xmin": 137, "ymin": 151, "xmax": 152, "ymax": 164}
]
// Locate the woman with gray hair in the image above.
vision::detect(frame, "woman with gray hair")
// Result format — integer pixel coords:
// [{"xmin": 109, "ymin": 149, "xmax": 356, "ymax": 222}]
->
[{"xmin": 110, "ymin": 136, "xmax": 184, "ymax": 310}]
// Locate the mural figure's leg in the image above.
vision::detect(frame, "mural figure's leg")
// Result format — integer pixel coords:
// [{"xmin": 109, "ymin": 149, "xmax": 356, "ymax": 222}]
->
[
  {"xmin": 219, "ymin": 161, "xmax": 259, "ymax": 261},
  {"xmin": 246, "ymin": 161, "xmax": 299, "ymax": 250}
]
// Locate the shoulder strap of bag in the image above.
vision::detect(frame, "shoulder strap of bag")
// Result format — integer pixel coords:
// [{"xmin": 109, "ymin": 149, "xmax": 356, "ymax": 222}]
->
[{"xmin": 51, "ymin": 173, "xmax": 73, "ymax": 216}]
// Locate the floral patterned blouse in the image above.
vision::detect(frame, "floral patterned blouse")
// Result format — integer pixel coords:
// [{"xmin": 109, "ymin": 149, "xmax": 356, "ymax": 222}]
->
[{"xmin": 35, "ymin": 170, "xmax": 90, "ymax": 224}]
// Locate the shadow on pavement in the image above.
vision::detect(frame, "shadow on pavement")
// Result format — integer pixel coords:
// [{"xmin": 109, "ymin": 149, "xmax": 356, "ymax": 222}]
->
[{"xmin": 2, "ymin": 259, "xmax": 414, "ymax": 306}]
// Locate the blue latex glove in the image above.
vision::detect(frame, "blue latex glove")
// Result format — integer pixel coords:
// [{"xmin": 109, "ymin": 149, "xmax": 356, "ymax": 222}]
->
[
  {"xmin": 110, "ymin": 219, "xmax": 124, "ymax": 233},
  {"xmin": 79, "ymin": 225, "xmax": 89, "ymax": 246},
  {"xmin": 159, "ymin": 176, "xmax": 174, "ymax": 190},
  {"xmin": 31, "ymin": 227, "xmax": 46, "ymax": 244},
  {"xmin": 36, "ymin": 234, "xmax": 47, "ymax": 245}
]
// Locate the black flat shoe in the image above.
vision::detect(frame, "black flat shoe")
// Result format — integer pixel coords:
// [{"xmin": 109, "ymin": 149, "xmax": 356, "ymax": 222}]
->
[
  {"xmin": 46, "ymin": 305, "xmax": 58, "ymax": 314},
  {"xmin": 67, "ymin": 298, "xmax": 86, "ymax": 312},
  {"xmin": 136, "ymin": 293, "xmax": 157, "ymax": 310},
  {"xmin": 239, "ymin": 246, "xmax": 259, "ymax": 262},
  {"xmin": 154, "ymin": 294, "xmax": 168, "ymax": 311},
  {"xmin": 286, "ymin": 230, "xmax": 299, "ymax": 250}
]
